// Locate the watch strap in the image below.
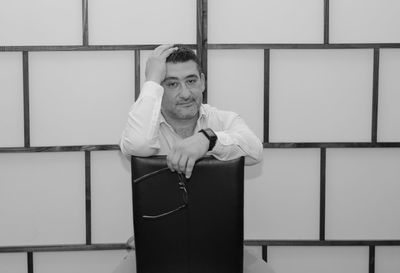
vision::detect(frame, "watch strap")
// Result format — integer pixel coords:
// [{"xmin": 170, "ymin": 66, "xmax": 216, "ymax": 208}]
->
[{"xmin": 199, "ymin": 128, "xmax": 217, "ymax": 151}]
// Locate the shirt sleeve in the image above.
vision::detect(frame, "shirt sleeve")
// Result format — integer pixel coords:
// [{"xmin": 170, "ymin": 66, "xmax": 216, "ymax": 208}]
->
[
  {"xmin": 119, "ymin": 81, "xmax": 163, "ymax": 156},
  {"xmin": 208, "ymin": 110, "xmax": 263, "ymax": 166}
]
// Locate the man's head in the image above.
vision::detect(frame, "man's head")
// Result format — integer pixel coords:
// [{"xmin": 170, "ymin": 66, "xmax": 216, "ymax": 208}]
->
[
  {"xmin": 161, "ymin": 46, "xmax": 205, "ymax": 122},
  {"xmin": 165, "ymin": 46, "xmax": 203, "ymax": 74}
]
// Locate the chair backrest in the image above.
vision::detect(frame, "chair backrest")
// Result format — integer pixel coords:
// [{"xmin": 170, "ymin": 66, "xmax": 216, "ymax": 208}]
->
[{"xmin": 131, "ymin": 156, "xmax": 244, "ymax": 273}]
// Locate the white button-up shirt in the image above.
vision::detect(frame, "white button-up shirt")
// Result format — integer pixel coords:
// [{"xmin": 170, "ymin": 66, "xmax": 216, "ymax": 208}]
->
[{"xmin": 120, "ymin": 81, "xmax": 263, "ymax": 165}]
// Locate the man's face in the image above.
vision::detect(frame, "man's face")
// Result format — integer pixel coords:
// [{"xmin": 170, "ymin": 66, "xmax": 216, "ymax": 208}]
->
[{"xmin": 161, "ymin": 60, "xmax": 205, "ymax": 121}]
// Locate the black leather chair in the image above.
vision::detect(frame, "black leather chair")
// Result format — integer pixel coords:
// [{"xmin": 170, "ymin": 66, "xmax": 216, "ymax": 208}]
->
[{"xmin": 131, "ymin": 156, "xmax": 244, "ymax": 273}]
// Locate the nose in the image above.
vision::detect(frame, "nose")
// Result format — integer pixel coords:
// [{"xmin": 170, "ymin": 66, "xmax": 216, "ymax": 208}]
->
[{"xmin": 179, "ymin": 84, "xmax": 191, "ymax": 99}]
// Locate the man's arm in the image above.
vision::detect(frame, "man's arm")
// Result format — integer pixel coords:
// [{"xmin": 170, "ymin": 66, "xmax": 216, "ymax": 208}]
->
[
  {"xmin": 166, "ymin": 109, "xmax": 263, "ymax": 178},
  {"xmin": 119, "ymin": 81, "xmax": 163, "ymax": 156},
  {"xmin": 209, "ymin": 109, "xmax": 263, "ymax": 165},
  {"xmin": 120, "ymin": 45, "xmax": 177, "ymax": 156}
]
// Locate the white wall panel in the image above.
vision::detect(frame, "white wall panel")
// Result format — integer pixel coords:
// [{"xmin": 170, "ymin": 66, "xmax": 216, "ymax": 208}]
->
[
  {"xmin": 34, "ymin": 250, "xmax": 129, "ymax": 273},
  {"xmin": 29, "ymin": 51, "xmax": 135, "ymax": 146},
  {"xmin": 0, "ymin": 253, "xmax": 27, "ymax": 273},
  {"xmin": 378, "ymin": 49, "xmax": 400, "ymax": 142},
  {"xmin": 326, "ymin": 149, "xmax": 400, "ymax": 240},
  {"xmin": 244, "ymin": 149, "xmax": 320, "ymax": 240},
  {"xmin": 0, "ymin": 152, "xmax": 85, "ymax": 246},
  {"xmin": 376, "ymin": 246, "xmax": 400, "ymax": 273},
  {"xmin": 269, "ymin": 49, "xmax": 373, "ymax": 142},
  {"xmin": 0, "ymin": 52, "xmax": 24, "ymax": 147},
  {"xmin": 208, "ymin": 50, "xmax": 264, "ymax": 140},
  {"xmin": 0, "ymin": 0, "xmax": 81, "ymax": 46},
  {"xmin": 330, "ymin": 0, "xmax": 400, "ymax": 43},
  {"xmin": 209, "ymin": 0, "xmax": 323, "ymax": 43},
  {"xmin": 267, "ymin": 246, "xmax": 368, "ymax": 273},
  {"xmin": 91, "ymin": 151, "xmax": 133, "ymax": 244},
  {"xmin": 89, "ymin": 0, "xmax": 196, "ymax": 45}
]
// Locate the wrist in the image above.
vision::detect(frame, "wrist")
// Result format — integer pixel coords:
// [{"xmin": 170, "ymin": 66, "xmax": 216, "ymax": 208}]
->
[
  {"xmin": 199, "ymin": 128, "xmax": 217, "ymax": 151},
  {"xmin": 146, "ymin": 76, "xmax": 162, "ymax": 85}
]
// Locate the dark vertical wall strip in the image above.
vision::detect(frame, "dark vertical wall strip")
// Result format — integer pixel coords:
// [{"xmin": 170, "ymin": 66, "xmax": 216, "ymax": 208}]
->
[
  {"xmin": 319, "ymin": 148, "xmax": 326, "ymax": 241},
  {"xmin": 27, "ymin": 252, "xmax": 33, "ymax": 273},
  {"xmin": 264, "ymin": 49, "xmax": 270, "ymax": 144},
  {"xmin": 197, "ymin": 0, "xmax": 208, "ymax": 102},
  {"xmin": 82, "ymin": 0, "xmax": 89, "ymax": 46},
  {"xmin": 135, "ymin": 50, "xmax": 141, "ymax": 100},
  {"xmin": 324, "ymin": 0, "xmax": 330, "ymax": 44},
  {"xmin": 85, "ymin": 151, "xmax": 92, "ymax": 245},
  {"xmin": 369, "ymin": 245, "xmax": 375, "ymax": 273},
  {"xmin": 23, "ymin": 51, "xmax": 30, "ymax": 147},
  {"xmin": 262, "ymin": 245, "xmax": 268, "ymax": 263},
  {"xmin": 371, "ymin": 48, "xmax": 380, "ymax": 143}
]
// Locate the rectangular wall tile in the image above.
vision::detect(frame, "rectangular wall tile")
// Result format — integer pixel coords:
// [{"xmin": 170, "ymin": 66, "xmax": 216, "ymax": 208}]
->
[
  {"xmin": 244, "ymin": 149, "xmax": 320, "ymax": 240},
  {"xmin": 34, "ymin": 250, "xmax": 129, "ymax": 273},
  {"xmin": 89, "ymin": 0, "xmax": 196, "ymax": 45},
  {"xmin": 0, "ymin": 152, "xmax": 85, "ymax": 246},
  {"xmin": 91, "ymin": 151, "xmax": 133, "ymax": 244},
  {"xmin": 267, "ymin": 246, "xmax": 368, "ymax": 273},
  {"xmin": 0, "ymin": 253, "xmax": 27, "ymax": 273},
  {"xmin": 376, "ymin": 246, "xmax": 400, "ymax": 273},
  {"xmin": 330, "ymin": 0, "xmax": 400, "ymax": 43},
  {"xmin": 208, "ymin": 50, "xmax": 264, "ymax": 141},
  {"xmin": 209, "ymin": 0, "xmax": 323, "ymax": 43},
  {"xmin": 378, "ymin": 49, "xmax": 400, "ymax": 142},
  {"xmin": 269, "ymin": 49, "xmax": 373, "ymax": 142},
  {"xmin": 29, "ymin": 51, "xmax": 135, "ymax": 146},
  {"xmin": 326, "ymin": 149, "xmax": 400, "ymax": 240},
  {"xmin": 0, "ymin": 0, "xmax": 81, "ymax": 46},
  {"xmin": 0, "ymin": 52, "xmax": 24, "ymax": 147}
]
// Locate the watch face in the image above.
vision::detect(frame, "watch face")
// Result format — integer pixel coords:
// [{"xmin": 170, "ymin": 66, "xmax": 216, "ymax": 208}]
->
[{"xmin": 205, "ymin": 128, "xmax": 217, "ymax": 139}]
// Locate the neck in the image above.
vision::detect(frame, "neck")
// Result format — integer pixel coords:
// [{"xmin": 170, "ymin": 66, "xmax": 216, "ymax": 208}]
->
[{"xmin": 162, "ymin": 112, "xmax": 199, "ymax": 138}]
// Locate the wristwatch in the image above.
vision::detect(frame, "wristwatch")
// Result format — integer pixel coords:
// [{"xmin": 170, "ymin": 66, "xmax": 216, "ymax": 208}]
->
[{"xmin": 199, "ymin": 128, "xmax": 217, "ymax": 151}]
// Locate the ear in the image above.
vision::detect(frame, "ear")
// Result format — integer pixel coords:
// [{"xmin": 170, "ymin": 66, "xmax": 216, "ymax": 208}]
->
[{"xmin": 200, "ymin": 73, "xmax": 206, "ymax": 93}]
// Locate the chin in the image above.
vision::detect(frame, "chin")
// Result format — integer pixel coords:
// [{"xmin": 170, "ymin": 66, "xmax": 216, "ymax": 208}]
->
[
  {"xmin": 175, "ymin": 105, "xmax": 199, "ymax": 119},
  {"xmin": 176, "ymin": 109, "xmax": 198, "ymax": 119}
]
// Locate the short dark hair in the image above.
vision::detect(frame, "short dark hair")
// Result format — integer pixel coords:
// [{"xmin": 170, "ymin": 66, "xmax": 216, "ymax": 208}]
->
[{"xmin": 166, "ymin": 45, "xmax": 202, "ymax": 73}]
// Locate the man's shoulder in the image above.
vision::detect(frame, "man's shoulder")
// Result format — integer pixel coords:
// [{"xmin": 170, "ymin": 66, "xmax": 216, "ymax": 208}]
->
[
  {"xmin": 201, "ymin": 104, "xmax": 238, "ymax": 116},
  {"xmin": 200, "ymin": 104, "xmax": 240, "ymax": 126}
]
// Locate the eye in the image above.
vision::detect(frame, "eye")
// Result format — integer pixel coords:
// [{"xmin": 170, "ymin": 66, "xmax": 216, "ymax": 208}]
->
[
  {"xmin": 186, "ymin": 78, "xmax": 198, "ymax": 85},
  {"xmin": 166, "ymin": 81, "xmax": 179, "ymax": 88}
]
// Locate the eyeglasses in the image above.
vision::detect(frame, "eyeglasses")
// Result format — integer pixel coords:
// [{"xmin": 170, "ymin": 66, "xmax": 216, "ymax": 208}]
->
[
  {"xmin": 134, "ymin": 167, "xmax": 188, "ymax": 220},
  {"xmin": 161, "ymin": 76, "xmax": 201, "ymax": 91}
]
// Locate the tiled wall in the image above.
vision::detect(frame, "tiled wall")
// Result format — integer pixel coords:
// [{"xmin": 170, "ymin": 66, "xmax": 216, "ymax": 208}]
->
[{"xmin": 1, "ymin": 0, "xmax": 400, "ymax": 272}]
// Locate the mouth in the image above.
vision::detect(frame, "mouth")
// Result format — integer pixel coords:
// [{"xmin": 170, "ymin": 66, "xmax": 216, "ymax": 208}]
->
[{"xmin": 177, "ymin": 101, "xmax": 195, "ymax": 107}]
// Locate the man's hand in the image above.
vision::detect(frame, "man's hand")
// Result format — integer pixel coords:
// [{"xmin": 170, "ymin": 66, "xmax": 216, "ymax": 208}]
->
[
  {"xmin": 145, "ymin": 44, "xmax": 177, "ymax": 84},
  {"xmin": 167, "ymin": 133, "xmax": 209, "ymax": 178}
]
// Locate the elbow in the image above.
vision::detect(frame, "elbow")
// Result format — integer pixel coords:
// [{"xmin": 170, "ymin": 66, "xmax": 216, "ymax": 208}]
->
[
  {"xmin": 244, "ymin": 141, "xmax": 263, "ymax": 166},
  {"xmin": 119, "ymin": 136, "xmax": 158, "ymax": 157}
]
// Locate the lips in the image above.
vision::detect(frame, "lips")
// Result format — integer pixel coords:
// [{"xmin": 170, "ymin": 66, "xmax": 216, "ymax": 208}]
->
[{"xmin": 177, "ymin": 101, "xmax": 195, "ymax": 107}]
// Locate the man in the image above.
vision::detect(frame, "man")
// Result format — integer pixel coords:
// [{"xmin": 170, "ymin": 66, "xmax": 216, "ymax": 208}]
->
[
  {"xmin": 117, "ymin": 45, "xmax": 268, "ymax": 273},
  {"xmin": 120, "ymin": 44, "xmax": 263, "ymax": 176}
]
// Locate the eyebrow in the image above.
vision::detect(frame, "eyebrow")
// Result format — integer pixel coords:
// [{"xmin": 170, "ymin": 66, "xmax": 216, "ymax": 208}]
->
[{"xmin": 163, "ymin": 74, "xmax": 199, "ymax": 82}]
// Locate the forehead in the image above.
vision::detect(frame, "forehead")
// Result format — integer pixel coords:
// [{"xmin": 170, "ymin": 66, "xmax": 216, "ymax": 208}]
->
[{"xmin": 165, "ymin": 60, "xmax": 200, "ymax": 79}]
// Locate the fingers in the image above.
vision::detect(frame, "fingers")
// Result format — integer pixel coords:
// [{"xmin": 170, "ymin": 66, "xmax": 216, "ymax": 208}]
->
[
  {"xmin": 167, "ymin": 150, "xmax": 197, "ymax": 179},
  {"xmin": 166, "ymin": 152, "xmax": 176, "ymax": 172},
  {"xmin": 153, "ymin": 44, "xmax": 173, "ymax": 55},
  {"xmin": 167, "ymin": 152, "xmax": 186, "ymax": 173},
  {"xmin": 153, "ymin": 44, "xmax": 177, "ymax": 59},
  {"xmin": 185, "ymin": 158, "xmax": 196, "ymax": 179}
]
